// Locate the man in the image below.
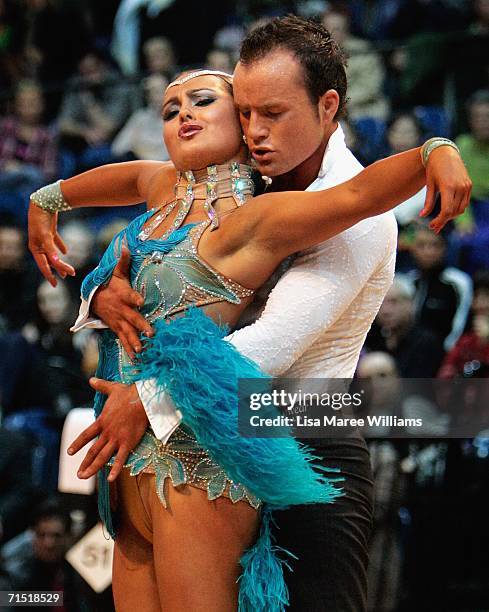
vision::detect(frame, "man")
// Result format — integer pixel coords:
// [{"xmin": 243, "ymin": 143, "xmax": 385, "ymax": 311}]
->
[{"xmin": 29, "ymin": 16, "xmax": 470, "ymax": 612}]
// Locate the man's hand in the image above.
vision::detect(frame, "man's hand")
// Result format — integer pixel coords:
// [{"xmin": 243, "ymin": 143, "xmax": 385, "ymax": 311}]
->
[
  {"xmin": 28, "ymin": 203, "xmax": 75, "ymax": 286},
  {"xmin": 420, "ymin": 146, "xmax": 472, "ymax": 233},
  {"xmin": 67, "ymin": 378, "xmax": 149, "ymax": 482},
  {"xmin": 91, "ymin": 246, "xmax": 153, "ymax": 358}
]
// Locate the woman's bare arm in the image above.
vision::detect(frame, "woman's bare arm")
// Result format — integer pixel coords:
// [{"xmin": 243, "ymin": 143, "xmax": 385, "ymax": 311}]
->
[
  {"xmin": 60, "ymin": 160, "xmax": 167, "ymax": 207},
  {"xmin": 28, "ymin": 161, "xmax": 175, "ymax": 284},
  {"xmin": 252, "ymin": 146, "xmax": 470, "ymax": 260}
]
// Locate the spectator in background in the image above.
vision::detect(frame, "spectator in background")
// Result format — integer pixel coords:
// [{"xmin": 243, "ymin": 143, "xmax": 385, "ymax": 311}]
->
[
  {"xmin": 0, "ymin": 80, "xmax": 57, "ymax": 220},
  {"xmin": 382, "ymin": 113, "xmax": 428, "ymax": 231},
  {"xmin": 0, "ymin": 0, "xmax": 25, "ymax": 90},
  {"xmin": 408, "ymin": 222, "xmax": 473, "ymax": 351},
  {"xmin": 58, "ymin": 49, "xmax": 134, "ymax": 171},
  {"xmin": 455, "ymin": 89, "xmax": 489, "ymax": 202},
  {"xmin": 366, "ymin": 275, "xmax": 445, "ymax": 377},
  {"xmin": 22, "ymin": 281, "xmax": 89, "ymax": 418},
  {"xmin": 0, "ymin": 216, "xmax": 40, "ymax": 331},
  {"xmin": 58, "ymin": 221, "xmax": 97, "ymax": 300},
  {"xmin": 23, "ymin": 0, "xmax": 92, "ymax": 87},
  {"xmin": 347, "ymin": 0, "xmax": 406, "ymax": 41},
  {"xmin": 206, "ymin": 48, "xmax": 235, "ymax": 73},
  {"xmin": 0, "ymin": 427, "xmax": 35, "ymax": 544},
  {"xmin": 142, "ymin": 36, "xmax": 177, "ymax": 79},
  {"xmin": 386, "ymin": 112, "xmax": 423, "ymax": 155},
  {"xmin": 5, "ymin": 499, "xmax": 89, "ymax": 611},
  {"xmin": 112, "ymin": 74, "xmax": 169, "ymax": 162},
  {"xmin": 322, "ymin": 7, "xmax": 389, "ymax": 120},
  {"xmin": 439, "ymin": 271, "xmax": 489, "ymax": 378}
]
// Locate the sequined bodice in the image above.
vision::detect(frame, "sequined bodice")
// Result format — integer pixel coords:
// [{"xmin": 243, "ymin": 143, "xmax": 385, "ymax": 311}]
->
[
  {"xmin": 133, "ymin": 221, "xmax": 254, "ymax": 324},
  {"xmin": 92, "ymin": 163, "xmax": 262, "ymax": 511}
]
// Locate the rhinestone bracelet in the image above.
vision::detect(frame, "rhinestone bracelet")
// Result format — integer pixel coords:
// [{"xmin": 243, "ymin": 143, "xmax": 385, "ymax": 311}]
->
[
  {"xmin": 420, "ymin": 137, "xmax": 460, "ymax": 167},
  {"xmin": 30, "ymin": 180, "xmax": 72, "ymax": 213}
]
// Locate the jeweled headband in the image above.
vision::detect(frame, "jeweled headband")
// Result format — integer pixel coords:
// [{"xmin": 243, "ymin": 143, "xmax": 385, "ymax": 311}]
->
[{"xmin": 165, "ymin": 70, "xmax": 233, "ymax": 91}]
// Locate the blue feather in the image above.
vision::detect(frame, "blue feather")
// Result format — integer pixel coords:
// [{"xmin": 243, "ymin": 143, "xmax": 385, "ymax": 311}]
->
[{"xmin": 132, "ymin": 307, "xmax": 344, "ymax": 508}]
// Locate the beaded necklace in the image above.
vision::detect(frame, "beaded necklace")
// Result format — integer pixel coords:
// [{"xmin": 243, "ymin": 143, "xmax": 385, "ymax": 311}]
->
[{"xmin": 138, "ymin": 162, "xmax": 255, "ymax": 242}]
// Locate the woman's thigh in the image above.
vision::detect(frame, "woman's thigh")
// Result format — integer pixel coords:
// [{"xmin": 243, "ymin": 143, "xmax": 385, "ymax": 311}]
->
[
  {"xmin": 144, "ymin": 477, "xmax": 259, "ymax": 612},
  {"xmin": 112, "ymin": 469, "xmax": 161, "ymax": 612}
]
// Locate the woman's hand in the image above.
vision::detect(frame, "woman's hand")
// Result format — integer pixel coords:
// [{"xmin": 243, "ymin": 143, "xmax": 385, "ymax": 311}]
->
[
  {"xmin": 420, "ymin": 146, "xmax": 472, "ymax": 233},
  {"xmin": 28, "ymin": 202, "xmax": 75, "ymax": 286},
  {"xmin": 68, "ymin": 378, "xmax": 149, "ymax": 482}
]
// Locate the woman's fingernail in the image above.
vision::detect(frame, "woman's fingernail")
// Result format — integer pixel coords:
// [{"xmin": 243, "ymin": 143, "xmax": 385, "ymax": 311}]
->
[{"xmin": 67, "ymin": 448, "xmax": 73, "ymax": 455}]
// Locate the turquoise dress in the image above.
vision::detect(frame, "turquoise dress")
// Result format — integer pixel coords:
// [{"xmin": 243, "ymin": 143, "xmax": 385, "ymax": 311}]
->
[{"xmin": 82, "ymin": 208, "xmax": 343, "ymax": 611}]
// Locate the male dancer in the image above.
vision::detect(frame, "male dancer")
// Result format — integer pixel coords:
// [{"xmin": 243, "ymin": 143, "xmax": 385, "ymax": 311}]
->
[{"xmin": 29, "ymin": 17, "xmax": 470, "ymax": 611}]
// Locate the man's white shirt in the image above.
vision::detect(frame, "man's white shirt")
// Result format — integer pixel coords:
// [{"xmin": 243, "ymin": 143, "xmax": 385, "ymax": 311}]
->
[{"xmin": 72, "ymin": 124, "xmax": 399, "ymax": 441}]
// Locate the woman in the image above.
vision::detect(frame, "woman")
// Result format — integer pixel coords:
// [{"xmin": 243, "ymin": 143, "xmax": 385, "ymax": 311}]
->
[{"xmin": 29, "ymin": 70, "xmax": 468, "ymax": 612}]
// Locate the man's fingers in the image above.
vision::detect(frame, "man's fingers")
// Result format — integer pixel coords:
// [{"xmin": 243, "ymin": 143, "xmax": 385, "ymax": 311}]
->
[
  {"xmin": 119, "ymin": 320, "xmax": 143, "ymax": 354},
  {"xmin": 127, "ymin": 289, "xmax": 145, "ymax": 309},
  {"xmin": 77, "ymin": 435, "xmax": 107, "ymax": 473},
  {"xmin": 117, "ymin": 330, "xmax": 135, "ymax": 360},
  {"xmin": 107, "ymin": 445, "xmax": 130, "ymax": 482},
  {"xmin": 89, "ymin": 377, "xmax": 117, "ymax": 395},
  {"xmin": 420, "ymin": 181, "xmax": 436, "ymax": 217},
  {"xmin": 67, "ymin": 421, "xmax": 101, "ymax": 456},
  {"xmin": 123, "ymin": 306, "xmax": 153, "ymax": 337},
  {"xmin": 78, "ymin": 441, "xmax": 117, "ymax": 480},
  {"xmin": 114, "ymin": 246, "xmax": 132, "ymax": 279}
]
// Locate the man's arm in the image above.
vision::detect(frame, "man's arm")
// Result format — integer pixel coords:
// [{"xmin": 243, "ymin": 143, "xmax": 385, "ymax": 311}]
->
[{"xmin": 227, "ymin": 224, "xmax": 396, "ymax": 375}]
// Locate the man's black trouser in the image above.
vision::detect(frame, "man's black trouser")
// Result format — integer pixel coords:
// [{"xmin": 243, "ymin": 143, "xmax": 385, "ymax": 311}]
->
[{"xmin": 273, "ymin": 433, "xmax": 374, "ymax": 612}]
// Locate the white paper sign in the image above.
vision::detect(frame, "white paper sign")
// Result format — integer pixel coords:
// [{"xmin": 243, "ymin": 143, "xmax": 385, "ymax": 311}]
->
[
  {"xmin": 58, "ymin": 408, "xmax": 96, "ymax": 494},
  {"xmin": 66, "ymin": 523, "xmax": 114, "ymax": 592}
]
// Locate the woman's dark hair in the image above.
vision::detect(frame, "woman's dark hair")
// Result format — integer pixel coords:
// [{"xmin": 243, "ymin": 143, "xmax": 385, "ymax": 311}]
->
[{"xmin": 239, "ymin": 15, "xmax": 348, "ymax": 119}]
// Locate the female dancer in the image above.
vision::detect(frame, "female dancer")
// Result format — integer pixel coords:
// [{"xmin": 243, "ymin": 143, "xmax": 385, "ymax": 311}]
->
[{"xmin": 29, "ymin": 70, "xmax": 468, "ymax": 611}]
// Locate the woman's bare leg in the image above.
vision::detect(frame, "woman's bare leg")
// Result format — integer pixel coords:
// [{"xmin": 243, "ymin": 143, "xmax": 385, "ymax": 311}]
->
[
  {"xmin": 112, "ymin": 470, "xmax": 161, "ymax": 612},
  {"xmin": 148, "ymin": 480, "xmax": 259, "ymax": 612}
]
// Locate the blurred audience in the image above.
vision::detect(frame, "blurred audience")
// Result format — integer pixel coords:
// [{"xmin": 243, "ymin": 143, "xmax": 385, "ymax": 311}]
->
[
  {"xmin": 58, "ymin": 49, "xmax": 135, "ymax": 171},
  {"xmin": 4, "ymin": 498, "xmax": 90, "ymax": 611},
  {"xmin": 58, "ymin": 221, "xmax": 97, "ymax": 299},
  {"xmin": 22, "ymin": 281, "xmax": 90, "ymax": 418},
  {"xmin": 0, "ymin": 0, "xmax": 25, "ymax": 90},
  {"xmin": 366, "ymin": 275, "xmax": 445, "ymax": 377},
  {"xmin": 23, "ymin": 0, "xmax": 92, "ymax": 87},
  {"xmin": 0, "ymin": 216, "xmax": 40, "ymax": 331},
  {"xmin": 0, "ymin": 427, "xmax": 35, "ymax": 544},
  {"xmin": 206, "ymin": 48, "xmax": 235, "ymax": 73},
  {"xmin": 322, "ymin": 7, "xmax": 389, "ymax": 120},
  {"xmin": 112, "ymin": 74, "xmax": 169, "ymax": 162},
  {"xmin": 0, "ymin": 80, "xmax": 58, "ymax": 220},
  {"xmin": 142, "ymin": 36, "xmax": 178, "ymax": 79},
  {"xmin": 456, "ymin": 89, "xmax": 489, "ymax": 202},
  {"xmin": 438, "ymin": 271, "xmax": 489, "ymax": 378},
  {"xmin": 408, "ymin": 222, "xmax": 473, "ymax": 350}
]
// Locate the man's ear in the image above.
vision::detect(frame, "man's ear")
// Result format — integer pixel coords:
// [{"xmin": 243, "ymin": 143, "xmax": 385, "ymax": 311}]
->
[{"xmin": 318, "ymin": 89, "xmax": 340, "ymax": 126}]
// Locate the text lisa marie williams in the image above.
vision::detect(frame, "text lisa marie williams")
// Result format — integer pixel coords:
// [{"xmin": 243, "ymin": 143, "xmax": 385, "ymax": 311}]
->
[{"xmin": 249, "ymin": 414, "xmax": 423, "ymax": 428}]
